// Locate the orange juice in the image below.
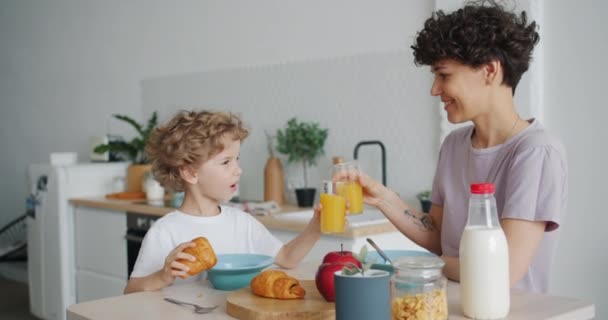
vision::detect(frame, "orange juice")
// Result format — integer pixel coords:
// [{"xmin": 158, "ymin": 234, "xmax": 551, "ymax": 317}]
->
[
  {"xmin": 341, "ymin": 181, "xmax": 363, "ymax": 214},
  {"xmin": 320, "ymin": 193, "xmax": 346, "ymax": 233}
]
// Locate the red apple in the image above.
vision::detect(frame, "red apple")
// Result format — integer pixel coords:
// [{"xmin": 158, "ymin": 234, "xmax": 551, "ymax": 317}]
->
[
  {"xmin": 315, "ymin": 262, "xmax": 345, "ymax": 302},
  {"xmin": 322, "ymin": 250, "xmax": 360, "ymax": 266},
  {"xmin": 315, "ymin": 249, "xmax": 363, "ymax": 302}
]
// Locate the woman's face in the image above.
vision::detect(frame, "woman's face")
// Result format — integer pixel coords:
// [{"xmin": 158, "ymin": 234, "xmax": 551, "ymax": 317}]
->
[{"xmin": 430, "ymin": 59, "xmax": 490, "ymax": 124}]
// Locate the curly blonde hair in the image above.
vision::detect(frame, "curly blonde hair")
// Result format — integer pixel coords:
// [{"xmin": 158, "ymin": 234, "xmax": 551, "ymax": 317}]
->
[{"xmin": 145, "ymin": 110, "xmax": 249, "ymax": 192}]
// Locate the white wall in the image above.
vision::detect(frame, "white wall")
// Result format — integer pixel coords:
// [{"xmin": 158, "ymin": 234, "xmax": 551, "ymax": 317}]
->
[
  {"xmin": 1, "ymin": 0, "xmax": 605, "ymax": 316},
  {"xmin": 544, "ymin": 0, "xmax": 608, "ymax": 316},
  {"xmin": 0, "ymin": 0, "xmax": 432, "ymax": 226}
]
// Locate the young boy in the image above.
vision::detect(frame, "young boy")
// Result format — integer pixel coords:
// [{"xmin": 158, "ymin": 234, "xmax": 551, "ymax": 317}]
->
[{"xmin": 124, "ymin": 110, "xmax": 321, "ymax": 294}]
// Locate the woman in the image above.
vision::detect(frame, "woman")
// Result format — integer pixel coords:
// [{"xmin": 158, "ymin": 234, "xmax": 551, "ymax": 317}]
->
[{"xmin": 355, "ymin": 1, "xmax": 567, "ymax": 293}]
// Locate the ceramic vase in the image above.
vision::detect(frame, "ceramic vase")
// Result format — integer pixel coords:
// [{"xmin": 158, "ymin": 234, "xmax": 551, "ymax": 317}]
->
[
  {"xmin": 126, "ymin": 164, "xmax": 152, "ymax": 192},
  {"xmin": 264, "ymin": 157, "xmax": 285, "ymax": 205}
]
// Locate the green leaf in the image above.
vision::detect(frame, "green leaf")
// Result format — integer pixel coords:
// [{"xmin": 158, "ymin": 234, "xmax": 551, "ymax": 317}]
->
[
  {"xmin": 417, "ymin": 190, "xmax": 431, "ymax": 201},
  {"xmin": 351, "ymin": 246, "xmax": 378, "ymax": 276},
  {"xmin": 352, "ymin": 245, "xmax": 368, "ymax": 263},
  {"xmin": 113, "ymin": 114, "xmax": 144, "ymax": 136},
  {"xmin": 359, "ymin": 245, "xmax": 368, "ymax": 262},
  {"xmin": 93, "ymin": 144, "xmax": 110, "ymax": 154},
  {"xmin": 362, "ymin": 261, "xmax": 372, "ymax": 275},
  {"xmin": 341, "ymin": 262, "xmax": 362, "ymax": 276},
  {"xmin": 99, "ymin": 112, "xmax": 158, "ymax": 164}
]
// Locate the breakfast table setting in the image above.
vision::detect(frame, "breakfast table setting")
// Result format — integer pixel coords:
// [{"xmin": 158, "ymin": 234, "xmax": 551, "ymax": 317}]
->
[
  {"xmin": 68, "ymin": 163, "xmax": 594, "ymax": 320},
  {"xmin": 67, "ymin": 259, "xmax": 595, "ymax": 320}
]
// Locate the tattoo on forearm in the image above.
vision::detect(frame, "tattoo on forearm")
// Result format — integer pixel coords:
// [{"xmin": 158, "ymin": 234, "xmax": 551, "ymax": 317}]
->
[{"xmin": 404, "ymin": 209, "xmax": 436, "ymax": 232}]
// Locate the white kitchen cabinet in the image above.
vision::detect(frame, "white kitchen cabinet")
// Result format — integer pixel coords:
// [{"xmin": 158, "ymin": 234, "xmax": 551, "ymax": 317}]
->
[
  {"xmin": 76, "ymin": 270, "xmax": 128, "ymax": 302},
  {"xmin": 74, "ymin": 206, "xmax": 128, "ymax": 302}
]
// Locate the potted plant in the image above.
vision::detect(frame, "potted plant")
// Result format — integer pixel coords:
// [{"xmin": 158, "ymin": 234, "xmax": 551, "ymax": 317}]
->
[
  {"xmin": 94, "ymin": 112, "xmax": 158, "ymax": 192},
  {"xmin": 276, "ymin": 118, "xmax": 328, "ymax": 207},
  {"xmin": 416, "ymin": 190, "xmax": 431, "ymax": 213}
]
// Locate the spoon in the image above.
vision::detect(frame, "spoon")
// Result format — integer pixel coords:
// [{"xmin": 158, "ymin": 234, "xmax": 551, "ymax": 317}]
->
[
  {"xmin": 164, "ymin": 298, "xmax": 218, "ymax": 314},
  {"xmin": 366, "ymin": 238, "xmax": 393, "ymax": 265}
]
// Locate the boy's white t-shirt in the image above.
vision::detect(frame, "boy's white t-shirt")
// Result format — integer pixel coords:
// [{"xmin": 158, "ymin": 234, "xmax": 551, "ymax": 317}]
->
[{"xmin": 130, "ymin": 205, "xmax": 283, "ymax": 281}]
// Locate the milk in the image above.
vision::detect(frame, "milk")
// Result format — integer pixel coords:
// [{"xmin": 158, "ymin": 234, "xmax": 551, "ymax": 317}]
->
[{"xmin": 460, "ymin": 226, "xmax": 510, "ymax": 319}]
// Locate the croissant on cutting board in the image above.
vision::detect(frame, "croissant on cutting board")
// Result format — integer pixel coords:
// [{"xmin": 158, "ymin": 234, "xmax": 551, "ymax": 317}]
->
[
  {"xmin": 178, "ymin": 237, "xmax": 217, "ymax": 278},
  {"xmin": 250, "ymin": 270, "xmax": 306, "ymax": 299}
]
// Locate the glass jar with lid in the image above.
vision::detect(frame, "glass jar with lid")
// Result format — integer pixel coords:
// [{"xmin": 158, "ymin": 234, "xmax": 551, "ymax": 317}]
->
[{"xmin": 390, "ymin": 255, "xmax": 448, "ymax": 320}]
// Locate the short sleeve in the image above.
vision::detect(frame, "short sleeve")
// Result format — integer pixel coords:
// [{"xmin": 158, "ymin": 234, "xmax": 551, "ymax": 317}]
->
[
  {"xmin": 502, "ymin": 145, "xmax": 567, "ymax": 232},
  {"xmin": 431, "ymin": 137, "xmax": 450, "ymax": 206},
  {"xmin": 247, "ymin": 217, "xmax": 283, "ymax": 257},
  {"xmin": 130, "ymin": 224, "xmax": 174, "ymax": 278}
]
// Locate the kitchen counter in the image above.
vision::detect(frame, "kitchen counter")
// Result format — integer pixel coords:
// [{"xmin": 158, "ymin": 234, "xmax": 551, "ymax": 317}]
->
[
  {"xmin": 70, "ymin": 198, "xmax": 397, "ymax": 239},
  {"xmin": 67, "ymin": 260, "xmax": 595, "ymax": 320}
]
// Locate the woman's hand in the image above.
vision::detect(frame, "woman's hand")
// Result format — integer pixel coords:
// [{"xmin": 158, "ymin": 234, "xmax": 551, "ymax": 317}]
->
[
  {"xmin": 333, "ymin": 169, "xmax": 389, "ymax": 208},
  {"xmin": 358, "ymin": 172, "xmax": 389, "ymax": 207},
  {"xmin": 160, "ymin": 242, "xmax": 197, "ymax": 285}
]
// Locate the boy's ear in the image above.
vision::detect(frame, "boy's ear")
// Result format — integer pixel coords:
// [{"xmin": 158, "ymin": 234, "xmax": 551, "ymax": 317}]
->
[
  {"xmin": 179, "ymin": 166, "xmax": 198, "ymax": 185},
  {"xmin": 483, "ymin": 59, "xmax": 502, "ymax": 85}
]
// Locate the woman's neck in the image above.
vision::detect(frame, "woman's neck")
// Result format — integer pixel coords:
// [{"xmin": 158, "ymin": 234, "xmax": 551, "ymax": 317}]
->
[
  {"xmin": 179, "ymin": 192, "xmax": 221, "ymax": 216},
  {"xmin": 471, "ymin": 96, "xmax": 526, "ymax": 148}
]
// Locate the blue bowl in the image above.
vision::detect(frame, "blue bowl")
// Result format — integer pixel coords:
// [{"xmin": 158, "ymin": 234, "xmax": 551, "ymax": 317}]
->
[
  {"xmin": 366, "ymin": 250, "xmax": 436, "ymax": 275},
  {"xmin": 206, "ymin": 254, "xmax": 274, "ymax": 291}
]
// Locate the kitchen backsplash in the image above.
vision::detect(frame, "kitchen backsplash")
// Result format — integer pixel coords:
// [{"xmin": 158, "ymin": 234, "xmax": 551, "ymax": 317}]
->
[{"xmin": 141, "ymin": 51, "xmax": 439, "ymax": 206}]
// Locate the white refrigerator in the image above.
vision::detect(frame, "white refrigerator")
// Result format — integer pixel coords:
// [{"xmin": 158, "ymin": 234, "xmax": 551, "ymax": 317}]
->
[{"xmin": 27, "ymin": 162, "xmax": 129, "ymax": 320}]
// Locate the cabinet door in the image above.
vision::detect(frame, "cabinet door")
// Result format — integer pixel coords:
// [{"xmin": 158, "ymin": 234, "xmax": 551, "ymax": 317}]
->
[
  {"xmin": 74, "ymin": 206, "xmax": 127, "ymax": 278},
  {"xmin": 76, "ymin": 270, "xmax": 126, "ymax": 302}
]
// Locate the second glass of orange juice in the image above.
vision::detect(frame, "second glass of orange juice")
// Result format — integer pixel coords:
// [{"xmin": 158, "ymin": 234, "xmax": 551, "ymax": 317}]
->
[
  {"xmin": 333, "ymin": 162, "xmax": 364, "ymax": 214},
  {"xmin": 320, "ymin": 180, "xmax": 347, "ymax": 234}
]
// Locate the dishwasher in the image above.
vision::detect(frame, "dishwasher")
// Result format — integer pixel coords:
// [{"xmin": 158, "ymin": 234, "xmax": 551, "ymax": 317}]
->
[{"xmin": 125, "ymin": 212, "xmax": 159, "ymax": 276}]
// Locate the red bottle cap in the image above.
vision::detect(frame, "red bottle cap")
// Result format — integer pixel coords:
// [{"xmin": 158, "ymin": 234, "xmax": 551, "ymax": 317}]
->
[{"xmin": 470, "ymin": 183, "xmax": 495, "ymax": 194}]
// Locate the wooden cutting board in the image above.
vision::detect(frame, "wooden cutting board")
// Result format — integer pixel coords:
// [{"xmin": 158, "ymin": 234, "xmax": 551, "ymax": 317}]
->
[{"xmin": 226, "ymin": 280, "xmax": 335, "ymax": 319}]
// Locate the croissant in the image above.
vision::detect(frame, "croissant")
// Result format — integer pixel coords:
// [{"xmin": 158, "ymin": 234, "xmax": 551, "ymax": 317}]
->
[
  {"xmin": 178, "ymin": 237, "xmax": 217, "ymax": 278},
  {"xmin": 250, "ymin": 270, "xmax": 306, "ymax": 299}
]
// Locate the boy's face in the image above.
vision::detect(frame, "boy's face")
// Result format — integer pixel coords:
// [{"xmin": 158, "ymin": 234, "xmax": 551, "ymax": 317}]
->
[
  {"xmin": 191, "ymin": 136, "xmax": 242, "ymax": 203},
  {"xmin": 430, "ymin": 59, "xmax": 490, "ymax": 124}
]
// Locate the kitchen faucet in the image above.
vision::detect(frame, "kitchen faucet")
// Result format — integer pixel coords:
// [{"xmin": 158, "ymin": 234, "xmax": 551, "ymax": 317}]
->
[{"xmin": 353, "ymin": 140, "xmax": 386, "ymax": 186}]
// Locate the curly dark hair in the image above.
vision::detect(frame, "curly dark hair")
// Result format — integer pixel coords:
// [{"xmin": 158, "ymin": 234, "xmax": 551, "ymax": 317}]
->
[{"xmin": 411, "ymin": 0, "xmax": 539, "ymax": 93}]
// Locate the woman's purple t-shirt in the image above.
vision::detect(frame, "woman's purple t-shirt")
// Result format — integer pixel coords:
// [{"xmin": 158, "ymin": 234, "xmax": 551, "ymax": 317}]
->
[{"xmin": 431, "ymin": 119, "xmax": 567, "ymax": 293}]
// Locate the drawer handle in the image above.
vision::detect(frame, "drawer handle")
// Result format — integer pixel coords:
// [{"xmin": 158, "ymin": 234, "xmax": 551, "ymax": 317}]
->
[{"xmin": 124, "ymin": 234, "xmax": 144, "ymax": 243}]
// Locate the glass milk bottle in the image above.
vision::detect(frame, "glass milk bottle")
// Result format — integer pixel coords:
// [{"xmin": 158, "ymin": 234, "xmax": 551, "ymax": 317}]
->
[{"xmin": 459, "ymin": 183, "xmax": 510, "ymax": 319}]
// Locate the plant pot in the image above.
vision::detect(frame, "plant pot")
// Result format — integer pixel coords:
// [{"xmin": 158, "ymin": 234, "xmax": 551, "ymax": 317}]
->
[
  {"xmin": 126, "ymin": 164, "xmax": 152, "ymax": 193},
  {"xmin": 295, "ymin": 188, "xmax": 316, "ymax": 207},
  {"xmin": 420, "ymin": 199, "xmax": 432, "ymax": 213}
]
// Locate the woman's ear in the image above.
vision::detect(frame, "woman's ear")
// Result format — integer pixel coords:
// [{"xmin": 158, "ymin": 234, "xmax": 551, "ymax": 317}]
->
[
  {"xmin": 483, "ymin": 59, "xmax": 502, "ymax": 85},
  {"xmin": 179, "ymin": 166, "xmax": 198, "ymax": 185}
]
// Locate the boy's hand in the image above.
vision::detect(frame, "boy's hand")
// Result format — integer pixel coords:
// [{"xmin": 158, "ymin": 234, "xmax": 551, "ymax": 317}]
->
[
  {"xmin": 307, "ymin": 204, "xmax": 322, "ymax": 234},
  {"xmin": 161, "ymin": 242, "xmax": 196, "ymax": 285}
]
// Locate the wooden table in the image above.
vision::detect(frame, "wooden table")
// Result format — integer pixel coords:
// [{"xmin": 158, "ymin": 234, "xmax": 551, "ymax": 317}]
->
[{"xmin": 67, "ymin": 261, "xmax": 595, "ymax": 320}]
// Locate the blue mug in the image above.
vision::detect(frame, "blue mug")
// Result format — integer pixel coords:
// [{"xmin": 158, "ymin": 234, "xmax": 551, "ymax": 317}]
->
[{"xmin": 334, "ymin": 269, "xmax": 391, "ymax": 320}]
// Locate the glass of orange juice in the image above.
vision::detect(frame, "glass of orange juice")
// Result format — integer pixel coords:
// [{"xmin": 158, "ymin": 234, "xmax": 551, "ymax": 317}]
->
[
  {"xmin": 333, "ymin": 162, "xmax": 364, "ymax": 215},
  {"xmin": 320, "ymin": 180, "xmax": 347, "ymax": 234}
]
